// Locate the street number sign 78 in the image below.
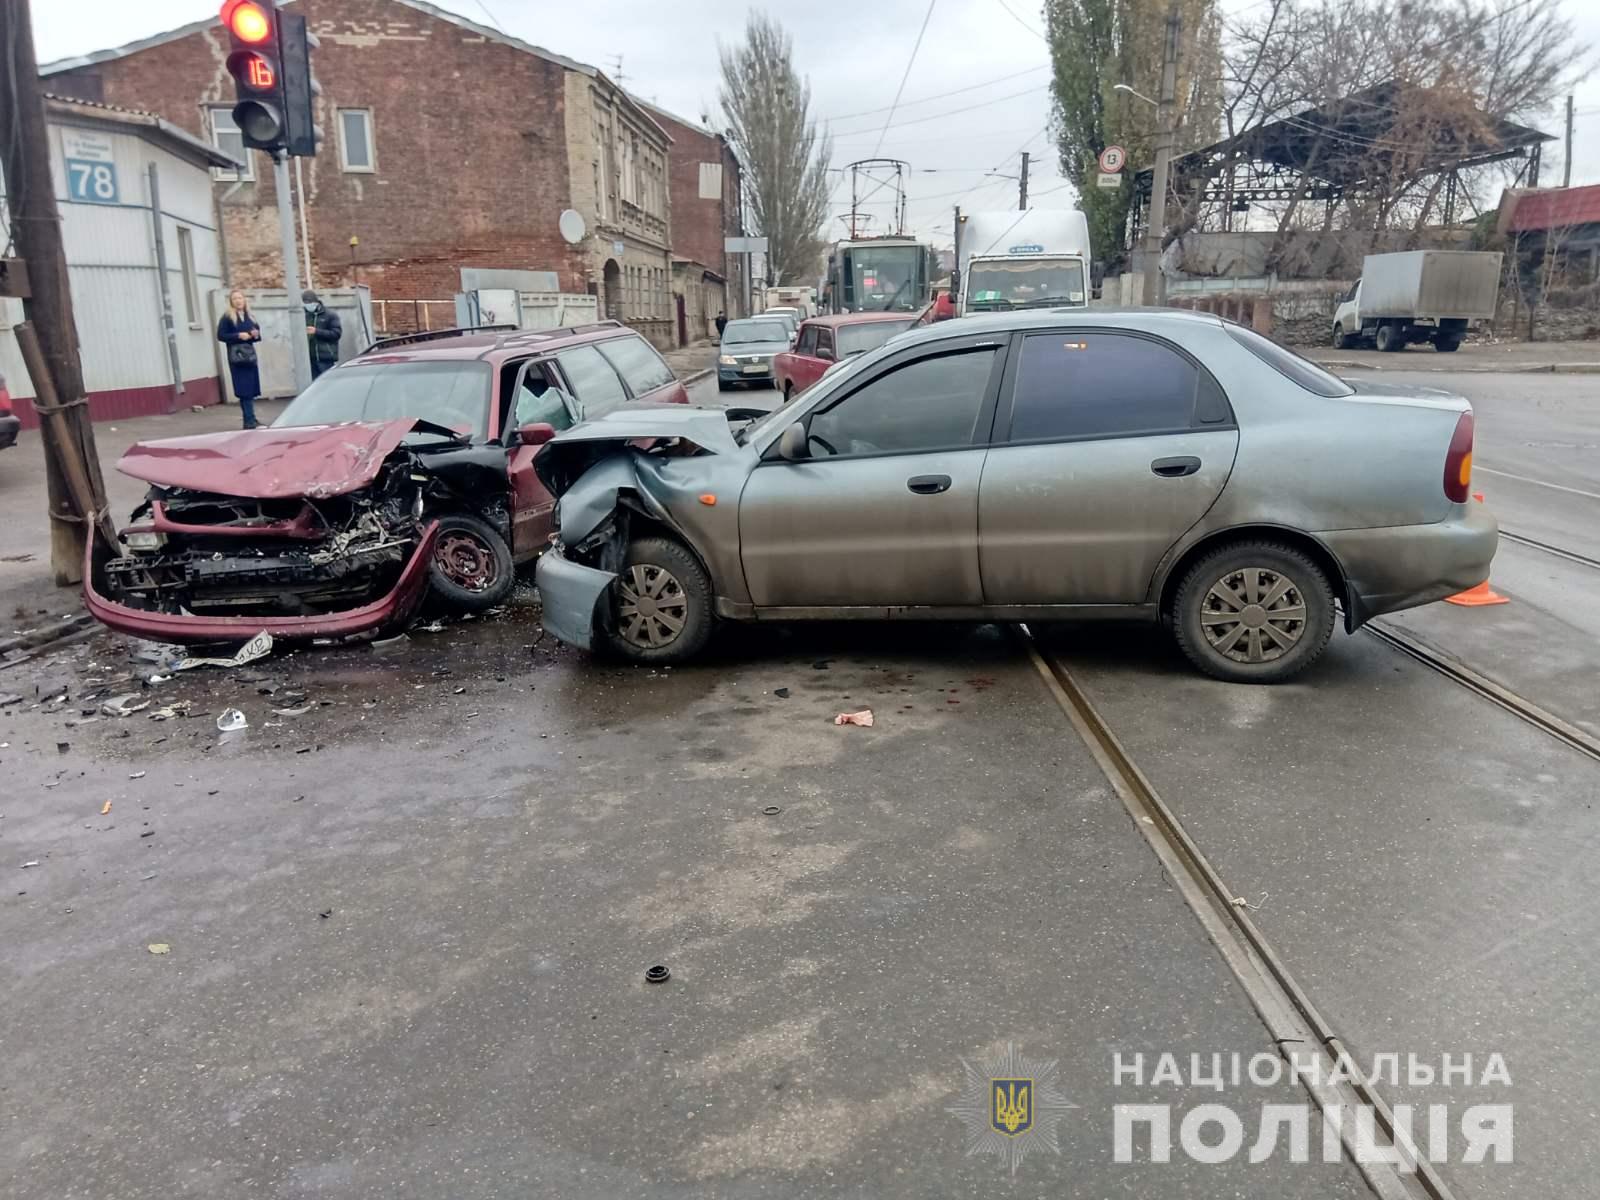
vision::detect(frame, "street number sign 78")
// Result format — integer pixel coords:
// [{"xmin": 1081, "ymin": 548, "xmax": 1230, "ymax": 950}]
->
[{"xmin": 66, "ymin": 158, "xmax": 119, "ymax": 205}]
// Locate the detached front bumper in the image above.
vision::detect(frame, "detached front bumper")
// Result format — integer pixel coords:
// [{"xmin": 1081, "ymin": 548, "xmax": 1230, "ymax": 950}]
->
[
  {"xmin": 83, "ymin": 521, "xmax": 441, "ymax": 644},
  {"xmin": 0, "ymin": 415, "xmax": 19, "ymax": 450},
  {"xmin": 1321, "ymin": 501, "xmax": 1499, "ymax": 628},
  {"xmin": 534, "ymin": 546, "xmax": 615, "ymax": 652}
]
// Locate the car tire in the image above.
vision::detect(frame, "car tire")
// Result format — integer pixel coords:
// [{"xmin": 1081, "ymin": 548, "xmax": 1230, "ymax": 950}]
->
[
  {"xmin": 598, "ymin": 536, "xmax": 715, "ymax": 663},
  {"xmin": 782, "ymin": 382, "xmax": 794, "ymax": 402},
  {"xmin": 1333, "ymin": 323, "xmax": 1357, "ymax": 350},
  {"xmin": 428, "ymin": 513, "xmax": 514, "ymax": 613},
  {"xmin": 1374, "ymin": 323, "xmax": 1402, "ymax": 352},
  {"xmin": 1435, "ymin": 335, "xmax": 1461, "ymax": 352},
  {"xmin": 1171, "ymin": 541, "xmax": 1336, "ymax": 684}
]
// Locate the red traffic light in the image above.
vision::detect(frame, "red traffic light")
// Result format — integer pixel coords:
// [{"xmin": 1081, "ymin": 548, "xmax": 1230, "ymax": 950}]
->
[{"xmin": 222, "ymin": 0, "xmax": 273, "ymax": 44}]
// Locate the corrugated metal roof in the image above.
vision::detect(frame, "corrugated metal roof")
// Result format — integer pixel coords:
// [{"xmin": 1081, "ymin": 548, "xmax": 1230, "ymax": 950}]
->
[
  {"xmin": 44, "ymin": 94, "xmax": 240, "ymax": 171},
  {"xmin": 1505, "ymin": 184, "xmax": 1600, "ymax": 233}
]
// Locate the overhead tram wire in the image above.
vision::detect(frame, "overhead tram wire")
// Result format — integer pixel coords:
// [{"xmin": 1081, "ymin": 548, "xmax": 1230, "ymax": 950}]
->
[
  {"xmin": 872, "ymin": 0, "xmax": 938, "ymax": 157},
  {"xmin": 994, "ymin": 0, "xmax": 1048, "ymax": 41},
  {"xmin": 818, "ymin": 66, "xmax": 1049, "ymax": 124}
]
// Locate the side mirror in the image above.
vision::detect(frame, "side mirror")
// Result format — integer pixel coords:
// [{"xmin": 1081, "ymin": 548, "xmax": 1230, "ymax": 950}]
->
[
  {"xmin": 815, "ymin": 346, "xmax": 834, "ymax": 362},
  {"xmin": 518, "ymin": 421, "xmax": 556, "ymax": 447},
  {"xmin": 778, "ymin": 422, "xmax": 810, "ymax": 461}
]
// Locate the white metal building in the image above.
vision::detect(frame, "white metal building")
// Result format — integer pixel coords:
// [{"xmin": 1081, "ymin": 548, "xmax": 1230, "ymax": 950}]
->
[{"xmin": 0, "ymin": 95, "xmax": 237, "ymax": 428}]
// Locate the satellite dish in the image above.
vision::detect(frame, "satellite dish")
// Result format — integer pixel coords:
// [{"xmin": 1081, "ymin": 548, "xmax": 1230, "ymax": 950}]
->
[{"xmin": 558, "ymin": 209, "xmax": 587, "ymax": 245}]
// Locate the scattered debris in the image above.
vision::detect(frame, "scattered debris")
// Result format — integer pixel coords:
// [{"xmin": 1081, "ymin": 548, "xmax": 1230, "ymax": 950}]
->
[
  {"xmin": 318, "ymin": 909, "xmax": 333, "ymax": 919},
  {"xmin": 833, "ymin": 709, "xmax": 874, "ymax": 727},
  {"xmin": 177, "ymin": 631, "xmax": 273, "ymax": 671},
  {"xmin": 644, "ymin": 964, "xmax": 671, "ymax": 984},
  {"xmin": 370, "ymin": 633, "xmax": 410, "ymax": 654},
  {"xmin": 148, "ymin": 702, "xmax": 191, "ymax": 722},
  {"xmin": 147, "ymin": 673, "xmax": 172, "ymax": 685},
  {"xmin": 1230, "ymin": 892, "xmax": 1269, "ymax": 912},
  {"xmin": 102, "ymin": 694, "xmax": 150, "ymax": 718},
  {"xmin": 147, "ymin": 943, "xmax": 171, "ymax": 955},
  {"xmin": 812, "ymin": 660, "xmax": 831, "ymax": 671},
  {"xmin": 139, "ymin": 829, "xmax": 155, "ymax": 839},
  {"xmin": 761, "ymin": 805, "xmax": 783, "ymax": 816},
  {"xmin": 414, "ymin": 621, "xmax": 445, "ymax": 634},
  {"xmin": 774, "ymin": 687, "xmax": 791, "ymax": 699},
  {"xmin": 271, "ymin": 705, "xmax": 313, "ymax": 717},
  {"xmin": 0, "ymin": 693, "xmax": 22, "ymax": 708},
  {"xmin": 215, "ymin": 709, "xmax": 248, "ymax": 733},
  {"xmin": 128, "ymin": 771, "xmax": 146, "ymax": 780},
  {"xmin": 63, "ymin": 716, "xmax": 101, "ymax": 728},
  {"xmin": 21, "ymin": 861, "xmax": 39, "ymax": 869},
  {"xmin": 101, "ymin": 801, "xmax": 113, "ymax": 815},
  {"xmin": 56, "ymin": 742, "xmax": 69, "ymax": 755}
]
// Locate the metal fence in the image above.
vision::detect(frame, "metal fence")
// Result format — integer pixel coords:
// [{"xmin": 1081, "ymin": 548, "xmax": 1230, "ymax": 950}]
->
[{"xmin": 373, "ymin": 299, "xmax": 459, "ymax": 335}]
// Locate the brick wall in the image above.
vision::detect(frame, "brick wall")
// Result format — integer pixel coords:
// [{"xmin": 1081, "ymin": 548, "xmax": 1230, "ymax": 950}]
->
[{"xmin": 47, "ymin": 0, "xmax": 589, "ymax": 304}]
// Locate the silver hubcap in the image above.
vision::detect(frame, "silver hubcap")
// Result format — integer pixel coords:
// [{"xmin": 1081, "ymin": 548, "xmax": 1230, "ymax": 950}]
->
[
  {"xmin": 616, "ymin": 563, "xmax": 688, "ymax": 649},
  {"xmin": 1200, "ymin": 567, "xmax": 1307, "ymax": 665}
]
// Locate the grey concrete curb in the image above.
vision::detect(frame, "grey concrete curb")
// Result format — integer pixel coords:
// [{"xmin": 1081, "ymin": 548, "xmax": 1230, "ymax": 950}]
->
[
  {"xmin": 1315, "ymin": 359, "xmax": 1600, "ymax": 375},
  {"xmin": 680, "ymin": 367, "xmax": 714, "ymax": 385}
]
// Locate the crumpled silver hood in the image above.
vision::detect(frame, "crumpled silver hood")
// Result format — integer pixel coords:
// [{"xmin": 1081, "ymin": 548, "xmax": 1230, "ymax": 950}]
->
[{"xmin": 533, "ymin": 406, "xmax": 740, "ymax": 499}]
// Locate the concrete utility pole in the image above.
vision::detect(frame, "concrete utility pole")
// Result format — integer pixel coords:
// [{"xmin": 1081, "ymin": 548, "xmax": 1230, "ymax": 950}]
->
[
  {"xmin": 0, "ymin": 0, "xmax": 115, "ymax": 584},
  {"xmin": 1563, "ymin": 95, "xmax": 1574, "ymax": 188},
  {"xmin": 1141, "ymin": 0, "xmax": 1181, "ymax": 306},
  {"xmin": 1019, "ymin": 152, "xmax": 1030, "ymax": 210},
  {"xmin": 274, "ymin": 154, "xmax": 313, "ymax": 394}
]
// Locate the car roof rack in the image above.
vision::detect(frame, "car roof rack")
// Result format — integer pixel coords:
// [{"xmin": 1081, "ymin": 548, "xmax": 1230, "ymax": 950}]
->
[
  {"xmin": 498, "ymin": 319, "xmax": 628, "ymax": 346},
  {"xmin": 359, "ymin": 325, "xmax": 518, "ymax": 355}
]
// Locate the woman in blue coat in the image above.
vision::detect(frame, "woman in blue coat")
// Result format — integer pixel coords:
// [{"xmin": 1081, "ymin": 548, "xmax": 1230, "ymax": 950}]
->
[{"xmin": 217, "ymin": 288, "xmax": 263, "ymax": 429}]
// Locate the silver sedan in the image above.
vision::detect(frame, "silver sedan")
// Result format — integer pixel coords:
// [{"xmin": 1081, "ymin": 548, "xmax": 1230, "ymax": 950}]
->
[{"xmin": 535, "ymin": 309, "xmax": 1496, "ymax": 683}]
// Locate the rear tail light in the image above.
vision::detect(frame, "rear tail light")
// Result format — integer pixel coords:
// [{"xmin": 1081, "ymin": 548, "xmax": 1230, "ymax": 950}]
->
[{"xmin": 1443, "ymin": 410, "xmax": 1474, "ymax": 503}]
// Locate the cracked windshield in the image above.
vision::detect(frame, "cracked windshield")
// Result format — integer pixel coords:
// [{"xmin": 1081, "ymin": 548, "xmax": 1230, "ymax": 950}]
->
[{"xmin": 2, "ymin": 0, "xmax": 1596, "ymax": 1195}]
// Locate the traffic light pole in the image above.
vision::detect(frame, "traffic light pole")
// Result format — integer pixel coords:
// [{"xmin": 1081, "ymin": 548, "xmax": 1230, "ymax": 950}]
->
[{"xmin": 274, "ymin": 153, "xmax": 313, "ymax": 394}]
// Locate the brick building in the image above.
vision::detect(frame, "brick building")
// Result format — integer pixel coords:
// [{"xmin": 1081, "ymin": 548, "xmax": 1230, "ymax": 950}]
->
[
  {"xmin": 638, "ymin": 100, "xmax": 747, "ymax": 344},
  {"xmin": 42, "ymin": 0, "xmax": 677, "ymax": 348}
]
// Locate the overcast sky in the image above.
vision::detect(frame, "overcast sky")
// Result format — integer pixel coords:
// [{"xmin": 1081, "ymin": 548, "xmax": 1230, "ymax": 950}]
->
[{"xmin": 32, "ymin": 0, "xmax": 1600, "ymax": 251}]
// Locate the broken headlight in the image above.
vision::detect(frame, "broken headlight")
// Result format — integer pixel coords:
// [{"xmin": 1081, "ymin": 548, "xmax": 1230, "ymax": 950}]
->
[{"xmin": 123, "ymin": 529, "xmax": 165, "ymax": 552}]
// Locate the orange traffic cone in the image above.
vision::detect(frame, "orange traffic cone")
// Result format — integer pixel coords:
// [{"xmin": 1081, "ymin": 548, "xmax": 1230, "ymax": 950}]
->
[{"xmin": 1444, "ymin": 492, "xmax": 1508, "ymax": 606}]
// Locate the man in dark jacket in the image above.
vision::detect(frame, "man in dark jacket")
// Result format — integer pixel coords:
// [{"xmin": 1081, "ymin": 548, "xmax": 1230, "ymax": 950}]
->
[{"xmin": 303, "ymin": 290, "xmax": 342, "ymax": 379}]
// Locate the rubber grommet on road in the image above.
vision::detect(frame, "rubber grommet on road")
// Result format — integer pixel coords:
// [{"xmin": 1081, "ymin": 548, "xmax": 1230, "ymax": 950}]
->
[{"xmin": 645, "ymin": 964, "xmax": 671, "ymax": 984}]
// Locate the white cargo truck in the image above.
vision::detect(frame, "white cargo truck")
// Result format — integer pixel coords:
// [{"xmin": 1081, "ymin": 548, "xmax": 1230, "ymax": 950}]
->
[
  {"xmin": 955, "ymin": 210, "xmax": 1091, "ymax": 315},
  {"xmin": 1331, "ymin": 250, "xmax": 1502, "ymax": 353}
]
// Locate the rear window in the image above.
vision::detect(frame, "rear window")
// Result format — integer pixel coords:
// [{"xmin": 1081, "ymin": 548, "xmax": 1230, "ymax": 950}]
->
[
  {"xmin": 596, "ymin": 334, "xmax": 676, "ymax": 397},
  {"xmin": 1225, "ymin": 324, "xmax": 1353, "ymax": 397},
  {"xmin": 837, "ymin": 319, "xmax": 916, "ymax": 358},
  {"xmin": 273, "ymin": 360, "xmax": 491, "ymax": 438}
]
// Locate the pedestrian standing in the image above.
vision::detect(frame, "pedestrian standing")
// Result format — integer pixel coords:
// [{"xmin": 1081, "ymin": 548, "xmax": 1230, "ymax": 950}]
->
[
  {"xmin": 714, "ymin": 309, "xmax": 728, "ymax": 339},
  {"xmin": 303, "ymin": 289, "xmax": 343, "ymax": 380},
  {"xmin": 217, "ymin": 288, "xmax": 263, "ymax": 429}
]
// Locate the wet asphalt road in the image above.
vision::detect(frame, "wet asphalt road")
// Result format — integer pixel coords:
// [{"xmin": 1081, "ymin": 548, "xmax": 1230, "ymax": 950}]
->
[{"xmin": 1, "ymin": 368, "xmax": 1597, "ymax": 1198}]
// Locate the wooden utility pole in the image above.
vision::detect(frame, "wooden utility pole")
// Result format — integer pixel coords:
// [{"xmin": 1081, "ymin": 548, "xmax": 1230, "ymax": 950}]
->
[
  {"xmin": 1018, "ymin": 152, "xmax": 1030, "ymax": 210},
  {"xmin": 1141, "ymin": 0, "xmax": 1181, "ymax": 306},
  {"xmin": 0, "ymin": 0, "xmax": 113, "ymax": 584}
]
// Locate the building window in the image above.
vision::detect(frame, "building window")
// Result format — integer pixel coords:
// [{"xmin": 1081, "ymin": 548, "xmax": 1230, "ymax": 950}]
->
[
  {"xmin": 176, "ymin": 226, "xmax": 200, "ymax": 327},
  {"xmin": 207, "ymin": 106, "xmax": 253, "ymax": 181},
  {"xmin": 338, "ymin": 108, "xmax": 376, "ymax": 172}
]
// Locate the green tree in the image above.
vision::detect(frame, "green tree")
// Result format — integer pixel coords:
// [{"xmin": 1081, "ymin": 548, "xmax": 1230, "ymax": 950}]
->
[
  {"xmin": 1045, "ymin": 0, "xmax": 1220, "ymax": 272},
  {"xmin": 718, "ymin": 14, "xmax": 832, "ymax": 285}
]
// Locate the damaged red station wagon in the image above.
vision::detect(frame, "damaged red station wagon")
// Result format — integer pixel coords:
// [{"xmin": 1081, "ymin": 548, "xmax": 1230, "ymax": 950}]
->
[{"xmin": 84, "ymin": 321, "xmax": 688, "ymax": 642}]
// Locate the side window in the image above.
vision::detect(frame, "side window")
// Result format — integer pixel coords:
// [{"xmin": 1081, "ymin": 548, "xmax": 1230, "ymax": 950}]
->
[
  {"xmin": 808, "ymin": 347, "xmax": 996, "ymax": 458},
  {"xmin": 1007, "ymin": 333, "xmax": 1215, "ymax": 442},
  {"xmin": 595, "ymin": 334, "xmax": 675, "ymax": 397},
  {"xmin": 555, "ymin": 344, "xmax": 629, "ymax": 418},
  {"xmin": 795, "ymin": 324, "xmax": 818, "ymax": 356},
  {"xmin": 513, "ymin": 363, "xmax": 574, "ymax": 432},
  {"xmin": 815, "ymin": 327, "xmax": 836, "ymax": 360}
]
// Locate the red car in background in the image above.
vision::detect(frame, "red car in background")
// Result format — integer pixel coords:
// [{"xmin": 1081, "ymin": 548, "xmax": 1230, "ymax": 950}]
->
[
  {"xmin": 0, "ymin": 370, "xmax": 18, "ymax": 451},
  {"xmin": 772, "ymin": 312, "xmax": 920, "ymax": 402}
]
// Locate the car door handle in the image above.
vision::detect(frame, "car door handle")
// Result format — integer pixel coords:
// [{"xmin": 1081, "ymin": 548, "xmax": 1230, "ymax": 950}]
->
[
  {"xmin": 1151, "ymin": 456, "xmax": 1202, "ymax": 478},
  {"xmin": 907, "ymin": 474, "xmax": 952, "ymax": 495}
]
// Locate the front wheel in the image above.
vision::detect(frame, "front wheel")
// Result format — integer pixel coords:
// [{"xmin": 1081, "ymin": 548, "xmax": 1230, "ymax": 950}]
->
[
  {"xmin": 598, "ymin": 537, "xmax": 715, "ymax": 663},
  {"xmin": 1171, "ymin": 542, "xmax": 1336, "ymax": 683},
  {"xmin": 1333, "ymin": 323, "xmax": 1357, "ymax": 350},
  {"xmin": 428, "ymin": 513, "xmax": 514, "ymax": 612}
]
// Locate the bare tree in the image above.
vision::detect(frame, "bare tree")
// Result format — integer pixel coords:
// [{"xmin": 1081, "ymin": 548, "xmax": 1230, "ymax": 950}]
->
[{"xmin": 718, "ymin": 14, "xmax": 832, "ymax": 286}]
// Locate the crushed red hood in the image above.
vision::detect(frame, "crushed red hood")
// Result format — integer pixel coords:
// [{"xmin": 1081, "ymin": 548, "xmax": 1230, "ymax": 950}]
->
[{"xmin": 116, "ymin": 420, "xmax": 420, "ymax": 500}]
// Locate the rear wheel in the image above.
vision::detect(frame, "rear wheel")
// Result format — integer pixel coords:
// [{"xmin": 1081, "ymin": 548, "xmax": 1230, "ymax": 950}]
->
[
  {"xmin": 1171, "ymin": 541, "xmax": 1336, "ymax": 683},
  {"xmin": 428, "ymin": 514, "xmax": 514, "ymax": 612},
  {"xmin": 1374, "ymin": 322, "xmax": 1403, "ymax": 352},
  {"xmin": 1435, "ymin": 335, "xmax": 1461, "ymax": 352},
  {"xmin": 598, "ymin": 537, "xmax": 715, "ymax": 663}
]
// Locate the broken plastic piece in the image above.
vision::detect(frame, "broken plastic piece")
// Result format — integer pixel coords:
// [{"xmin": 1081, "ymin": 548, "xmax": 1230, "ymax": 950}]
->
[
  {"xmin": 833, "ymin": 709, "xmax": 874, "ymax": 727},
  {"xmin": 101, "ymin": 801, "xmax": 113, "ymax": 815},
  {"xmin": 177, "ymin": 631, "xmax": 273, "ymax": 671},
  {"xmin": 147, "ymin": 943, "xmax": 171, "ymax": 955},
  {"xmin": 774, "ymin": 687, "xmax": 790, "ymax": 698},
  {"xmin": 645, "ymin": 964, "xmax": 671, "ymax": 984},
  {"xmin": 271, "ymin": 705, "xmax": 313, "ymax": 717},
  {"xmin": 216, "ymin": 708, "xmax": 248, "ymax": 733},
  {"xmin": 102, "ymin": 694, "xmax": 150, "ymax": 717}
]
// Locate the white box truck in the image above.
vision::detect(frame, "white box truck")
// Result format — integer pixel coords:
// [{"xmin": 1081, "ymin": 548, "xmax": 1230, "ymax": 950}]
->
[
  {"xmin": 1331, "ymin": 250, "xmax": 1502, "ymax": 353},
  {"xmin": 955, "ymin": 210, "xmax": 1091, "ymax": 315}
]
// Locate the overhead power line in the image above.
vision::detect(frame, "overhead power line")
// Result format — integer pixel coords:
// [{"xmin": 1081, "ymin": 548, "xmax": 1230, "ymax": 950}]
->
[
  {"xmin": 873, "ymin": 0, "xmax": 938, "ymax": 157},
  {"xmin": 995, "ymin": 0, "xmax": 1048, "ymax": 41},
  {"xmin": 830, "ymin": 83, "xmax": 1052, "ymax": 139},
  {"xmin": 817, "ymin": 65, "xmax": 1049, "ymax": 123}
]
